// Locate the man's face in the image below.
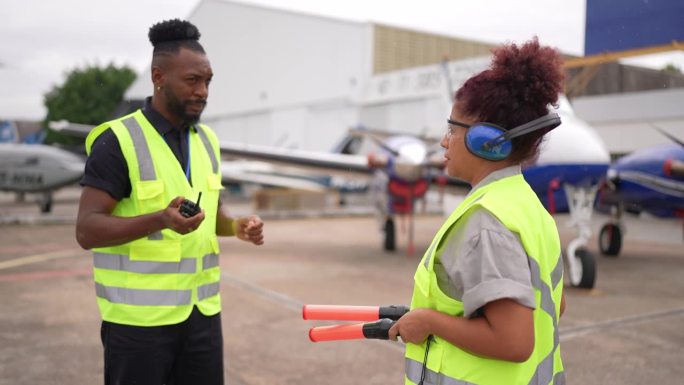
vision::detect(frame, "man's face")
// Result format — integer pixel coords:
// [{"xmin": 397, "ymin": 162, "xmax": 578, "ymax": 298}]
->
[{"xmin": 162, "ymin": 47, "xmax": 213, "ymax": 126}]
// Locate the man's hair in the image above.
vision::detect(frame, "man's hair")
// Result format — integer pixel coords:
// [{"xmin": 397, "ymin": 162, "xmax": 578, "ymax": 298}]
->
[{"xmin": 149, "ymin": 19, "xmax": 205, "ymax": 64}]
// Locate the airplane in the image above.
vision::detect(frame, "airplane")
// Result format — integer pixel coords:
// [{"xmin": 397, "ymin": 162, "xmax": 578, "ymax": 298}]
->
[
  {"xmin": 0, "ymin": 144, "xmax": 86, "ymax": 213},
  {"xmin": 217, "ymin": 95, "xmax": 616, "ymax": 290},
  {"xmin": 0, "ymin": 121, "xmax": 86, "ymax": 213},
  {"xmin": 594, "ymin": 130, "xmax": 684, "ymax": 257},
  {"xmin": 218, "ymin": 131, "xmax": 464, "ymax": 257}
]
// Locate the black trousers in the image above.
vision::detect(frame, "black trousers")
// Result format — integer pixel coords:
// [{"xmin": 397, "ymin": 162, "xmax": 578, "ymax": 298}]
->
[{"xmin": 101, "ymin": 306, "xmax": 224, "ymax": 385}]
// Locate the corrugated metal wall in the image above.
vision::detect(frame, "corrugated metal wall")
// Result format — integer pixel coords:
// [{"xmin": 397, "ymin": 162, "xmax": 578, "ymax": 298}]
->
[
  {"xmin": 568, "ymin": 63, "xmax": 684, "ymax": 97},
  {"xmin": 372, "ymin": 24, "xmax": 494, "ymax": 74}
]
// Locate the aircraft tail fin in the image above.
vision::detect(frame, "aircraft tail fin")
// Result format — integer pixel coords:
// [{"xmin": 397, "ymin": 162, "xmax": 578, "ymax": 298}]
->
[{"xmin": 0, "ymin": 120, "xmax": 18, "ymax": 143}]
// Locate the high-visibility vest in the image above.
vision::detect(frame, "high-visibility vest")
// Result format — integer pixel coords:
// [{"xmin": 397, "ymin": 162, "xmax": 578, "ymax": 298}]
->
[
  {"xmin": 85, "ymin": 110, "xmax": 225, "ymax": 326},
  {"xmin": 405, "ymin": 174, "xmax": 565, "ymax": 385}
]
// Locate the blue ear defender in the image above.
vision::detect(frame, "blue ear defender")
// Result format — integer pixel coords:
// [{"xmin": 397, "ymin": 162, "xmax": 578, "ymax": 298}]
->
[
  {"xmin": 464, "ymin": 123, "xmax": 512, "ymax": 161},
  {"xmin": 461, "ymin": 113, "xmax": 562, "ymax": 161}
]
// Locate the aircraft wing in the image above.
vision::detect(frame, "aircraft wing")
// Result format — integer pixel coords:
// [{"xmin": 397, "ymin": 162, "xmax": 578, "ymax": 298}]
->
[
  {"xmin": 220, "ymin": 161, "xmax": 331, "ymax": 192},
  {"xmin": 347, "ymin": 127, "xmax": 441, "ymax": 147},
  {"xmin": 219, "ymin": 141, "xmax": 469, "ymax": 194},
  {"xmin": 48, "ymin": 120, "xmax": 93, "ymax": 138},
  {"xmin": 219, "ymin": 141, "xmax": 373, "ymax": 177}
]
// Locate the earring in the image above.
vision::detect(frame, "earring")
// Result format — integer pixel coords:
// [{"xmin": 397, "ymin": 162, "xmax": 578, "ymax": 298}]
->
[{"xmin": 156, "ymin": 86, "xmax": 161, "ymax": 91}]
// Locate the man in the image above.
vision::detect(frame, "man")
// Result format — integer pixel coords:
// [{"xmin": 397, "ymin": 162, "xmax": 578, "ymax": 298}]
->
[{"xmin": 76, "ymin": 19, "xmax": 264, "ymax": 385}]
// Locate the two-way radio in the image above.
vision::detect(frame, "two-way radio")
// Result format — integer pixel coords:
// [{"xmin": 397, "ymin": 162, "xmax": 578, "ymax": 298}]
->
[{"xmin": 179, "ymin": 192, "xmax": 202, "ymax": 218}]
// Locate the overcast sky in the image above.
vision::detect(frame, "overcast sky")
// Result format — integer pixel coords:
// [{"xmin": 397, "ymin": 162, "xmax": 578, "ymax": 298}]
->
[{"xmin": 2, "ymin": 0, "xmax": 682, "ymax": 120}]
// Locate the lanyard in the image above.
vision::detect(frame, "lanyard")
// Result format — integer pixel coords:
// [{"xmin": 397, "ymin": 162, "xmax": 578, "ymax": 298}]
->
[{"xmin": 184, "ymin": 129, "xmax": 191, "ymax": 181}]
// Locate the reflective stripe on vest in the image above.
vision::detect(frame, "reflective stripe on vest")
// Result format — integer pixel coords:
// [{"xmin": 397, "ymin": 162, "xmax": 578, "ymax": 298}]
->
[
  {"xmin": 196, "ymin": 125, "xmax": 219, "ymax": 174},
  {"xmin": 122, "ymin": 116, "xmax": 165, "ymax": 241},
  {"xmin": 95, "ymin": 282, "xmax": 192, "ymax": 306},
  {"xmin": 202, "ymin": 253, "xmax": 219, "ymax": 270},
  {"xmin": 123, "ymin": 116, "xmax": 156, "ymax": 181},
  {"xmin": 94, "ymin": 252, "xmax": 196, "ymax": 274},
  {"xmin": 527, "ymin": 257, "xmax": 562, "ymax": 385},
  {"xmin": 198, "ymin": 282, "xmax": 220, "ymax": 301},
  {"xmin": 406, "ymin": 358, "xmax": 471, "ymax": 385},
  {"xmin": 93, "ymin": 252, "xmax": 220, "ymax": 274}
]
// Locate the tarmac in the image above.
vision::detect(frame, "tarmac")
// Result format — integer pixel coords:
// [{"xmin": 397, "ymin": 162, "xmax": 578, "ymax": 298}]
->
[{"xmin": 0, "ymin": 186, "xmax": 683, "ymax": 385}]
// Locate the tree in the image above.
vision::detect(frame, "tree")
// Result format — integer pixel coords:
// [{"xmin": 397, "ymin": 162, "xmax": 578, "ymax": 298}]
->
[
  {"xmin": 661, "ymin": 63, "xmax": 682, "ymax": 75},
  {"xmin": 43, "ymin": 63, "xmax": 136, "ymax": 145}
]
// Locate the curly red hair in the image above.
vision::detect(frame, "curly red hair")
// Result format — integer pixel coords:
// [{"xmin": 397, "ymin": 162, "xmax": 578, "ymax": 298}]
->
[{"xmin": 455, "ymin": 37, "xmax": 565, "ymax": 163}]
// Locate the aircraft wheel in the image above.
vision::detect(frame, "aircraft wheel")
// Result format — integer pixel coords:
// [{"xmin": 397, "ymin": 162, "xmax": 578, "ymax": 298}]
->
[
  {"xmin": 569, "ymin": 248, "xmax": 596, "ymax": 289},
  {"xmin": 384, "ymin": 218, "xmax": 396, "ymax": 251},
  {"xmin": 40, "ymin": 193, "xmax": 53, "ymax": 213},
  {"xmin": 599, "ymin": 223, "xmax": 622, "ymax": 257},
  {"xmin": 567, "ymin": 243, "xmax": 596, "ymax": 289}
]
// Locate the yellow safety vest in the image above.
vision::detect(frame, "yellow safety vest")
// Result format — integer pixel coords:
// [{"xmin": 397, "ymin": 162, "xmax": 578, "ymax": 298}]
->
[
  {"xmin": 405, "ymin": 174, "xmax": 565, "ymax": 385},
  {"xmin": 85, "ymin": 110, "xmax": 225, "ymax": 326}
]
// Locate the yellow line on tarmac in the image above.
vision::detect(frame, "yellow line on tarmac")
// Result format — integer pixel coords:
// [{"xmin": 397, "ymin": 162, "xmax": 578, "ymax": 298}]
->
[{"xmin": 0, "ymin": 249, "xmax": 81, "ymax": 270}]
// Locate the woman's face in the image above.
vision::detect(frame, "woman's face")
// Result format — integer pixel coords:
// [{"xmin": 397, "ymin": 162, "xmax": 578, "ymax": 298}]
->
[{"xmin": 441, "ymin": 103, "xmax": 476, "ymax": 181}]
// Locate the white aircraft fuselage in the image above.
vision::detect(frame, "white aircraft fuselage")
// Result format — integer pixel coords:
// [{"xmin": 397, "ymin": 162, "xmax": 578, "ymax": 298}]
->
[{"xmin": 0, "ymin": 143, "xmax": 84, "ymax": 193}]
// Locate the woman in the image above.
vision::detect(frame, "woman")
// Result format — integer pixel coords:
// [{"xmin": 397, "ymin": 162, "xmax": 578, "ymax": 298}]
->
[{"xmin": 388, "ymin": 37, "xmax": 567, "ymax": 385}]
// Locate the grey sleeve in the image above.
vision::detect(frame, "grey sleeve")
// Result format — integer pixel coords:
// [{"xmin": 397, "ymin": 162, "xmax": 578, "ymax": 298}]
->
[{"xmin": 440, "ymin": 208, "xmax": 536, "ymax": 318}]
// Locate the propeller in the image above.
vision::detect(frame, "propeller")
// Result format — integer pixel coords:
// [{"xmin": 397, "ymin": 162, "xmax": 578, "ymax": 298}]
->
[
  {"xmin": 650, "ymin": 125, "xmax": 684, "ymax": 178},
  {"xmin": 651, "ymin": 124, "xmax": 684, "ymax": 148},
  {"xmin": 366, "ymin": 134, "xmax": 401, "ymax": 157}
]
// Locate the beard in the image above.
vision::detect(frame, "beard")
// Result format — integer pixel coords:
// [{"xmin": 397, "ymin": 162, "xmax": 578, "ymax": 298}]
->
[{"xmin": 164, "ymin": 87, "xmax": 206, "ymax": 126}]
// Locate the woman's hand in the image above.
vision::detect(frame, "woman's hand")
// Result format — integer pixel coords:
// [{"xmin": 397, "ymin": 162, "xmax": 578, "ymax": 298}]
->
[{"xmin": 388, "ymin": 308, "xmax": 435, "ymax": 344}]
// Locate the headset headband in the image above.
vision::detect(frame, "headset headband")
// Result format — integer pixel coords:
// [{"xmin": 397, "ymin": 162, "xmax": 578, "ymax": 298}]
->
[{"xmin": 483, "ymin": 113, "xmax": 561, "ymax": 149}]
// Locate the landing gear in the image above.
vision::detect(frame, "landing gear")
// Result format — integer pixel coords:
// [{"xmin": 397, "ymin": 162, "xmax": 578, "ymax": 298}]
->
[
  {"xmin": 599, "ymin": 205, "xmax": 623, "ymax": 257},
  {"xmin": 599, "ymin": 223, "xmax": 622, "ymax": 256},
  {"xmin": 566, "ymin": 243, "xmax": 596, "ymax": 289},
  {"xmin": 564, "ymin": 184, "xmax": 599, "ymax": 289},
  {"xmin": 384, "ymin": 217, "xmax": 396, "ymax": 251},
  {"xmin": 39, "ymin": 192, "xmax": 53, "ymax": 213}
]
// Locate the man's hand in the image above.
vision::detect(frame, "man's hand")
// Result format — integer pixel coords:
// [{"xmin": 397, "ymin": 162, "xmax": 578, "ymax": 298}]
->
[
  {"xmin": 234, "ymin": 215, "xmax": 264, "ymax": 245},
  {"xmin": 163, "ymin": 196, "xmax": 205, "ymax": 234}
]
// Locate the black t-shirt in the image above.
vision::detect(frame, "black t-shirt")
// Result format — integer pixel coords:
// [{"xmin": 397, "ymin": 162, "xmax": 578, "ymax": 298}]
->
[{"xmin": 81, "ymin": 97, "xmax": 196, "ymax": 200}]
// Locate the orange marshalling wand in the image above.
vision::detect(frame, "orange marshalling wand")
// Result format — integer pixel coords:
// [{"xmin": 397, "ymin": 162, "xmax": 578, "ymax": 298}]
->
[
  {"xmin": 302, "ymin": 304, "xmax": 409, "ymax": 321},
  {"xmin": 303, "ymin": 305, "xmax": 409, "ymax": 342}
]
